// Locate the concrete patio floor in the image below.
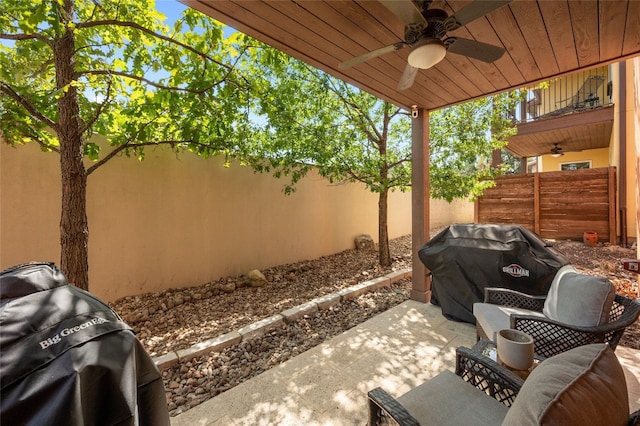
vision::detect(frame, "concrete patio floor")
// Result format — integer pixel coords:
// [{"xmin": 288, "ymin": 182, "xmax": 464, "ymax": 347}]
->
[{"xmin": 171, "ymin": 300, "xmax": 640, "ymax": 426}]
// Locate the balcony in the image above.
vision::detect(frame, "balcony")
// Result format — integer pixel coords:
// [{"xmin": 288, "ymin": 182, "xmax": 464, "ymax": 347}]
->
[{"xmin": 507, "ymin": 67, "xmax": 615, "ymax": 159}]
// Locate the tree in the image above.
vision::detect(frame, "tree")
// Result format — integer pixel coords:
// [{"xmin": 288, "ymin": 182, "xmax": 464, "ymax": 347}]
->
[
  {"xmin": 241, "ymin": 46, "xmax": 523, "ymax": 266},
  {"xmin": 429, "ymin": 91, "xmax": 524, "ymax": 201},
  {"xmin": 501, "ymin": 149, "xmax": 524, "ymax": 174},
  {"xmin": 0, "ymin": 0, "xmax": 251, "ymax": 289},
  {"xmin": 240, "ymin": 52, "xmax": 411, "ymax": 266}
]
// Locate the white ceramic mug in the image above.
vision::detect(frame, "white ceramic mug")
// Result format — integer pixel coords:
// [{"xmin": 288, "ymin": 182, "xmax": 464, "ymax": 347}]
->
[{"xmin": 497, "ymin": 329, "xmax": 534, "ymax": 371}]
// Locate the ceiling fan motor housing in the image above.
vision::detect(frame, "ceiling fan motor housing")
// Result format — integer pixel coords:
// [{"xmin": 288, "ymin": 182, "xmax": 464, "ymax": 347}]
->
[{"xmin": 423, "ymin": 9, "xmax": 449, "ymax": 39}]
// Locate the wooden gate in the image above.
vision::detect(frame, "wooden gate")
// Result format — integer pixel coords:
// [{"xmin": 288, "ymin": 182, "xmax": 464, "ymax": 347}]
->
[{"xmin": 475, "ymin": 167, "xmax": 616, "ymax": 243}]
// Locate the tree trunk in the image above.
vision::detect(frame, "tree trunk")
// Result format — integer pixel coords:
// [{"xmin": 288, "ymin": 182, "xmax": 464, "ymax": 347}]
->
[
  {"xmin": 378, "ymin": 189, "xmax": 391, "ymax": 266},
  {"xmin": 55, "ymin": 0, "xmax": 89, "ymax": 290}
]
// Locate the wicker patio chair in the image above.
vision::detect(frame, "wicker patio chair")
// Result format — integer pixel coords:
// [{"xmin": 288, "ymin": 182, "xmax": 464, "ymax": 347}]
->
[
  {"xmin": 368, "ymin": 346, "xmax": 523, "ymax": 426},
  {"xmin": 474, "ymin": 280, "xmax": 640, "ymax": 359},
  {"xmin": 367, "ymin": 344, "xmax": 640, "ymax": 426}
]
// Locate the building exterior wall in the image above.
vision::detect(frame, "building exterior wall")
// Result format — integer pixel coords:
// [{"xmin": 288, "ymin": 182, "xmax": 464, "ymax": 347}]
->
[
  {"xmin": 1, "ymin": 142, "xmax": 473, "ymax": 301},
  {"xmin": 538, "ymin": 147, "xmax": 610, "ymax": 171}
]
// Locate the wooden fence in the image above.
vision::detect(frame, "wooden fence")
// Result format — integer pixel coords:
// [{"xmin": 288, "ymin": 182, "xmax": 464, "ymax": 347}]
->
[{"xmin": 475, "ymin": 167, "xmax": 616, "ymax": 243}]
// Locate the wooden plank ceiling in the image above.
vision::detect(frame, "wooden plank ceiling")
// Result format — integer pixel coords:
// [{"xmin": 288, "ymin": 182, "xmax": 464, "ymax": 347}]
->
[{"xmin": 183, "ymin": 0, "xmax": 640, "ymax": 112}]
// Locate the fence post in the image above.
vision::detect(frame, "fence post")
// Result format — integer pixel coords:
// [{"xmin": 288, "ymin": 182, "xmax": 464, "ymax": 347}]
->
[
  {"xmin": 534, "ymin": 173, "xmax": 540, "ymax": 235},
  {"xmin": 608, "ymin": 166, "xmax": 617, "ymax": 244}
]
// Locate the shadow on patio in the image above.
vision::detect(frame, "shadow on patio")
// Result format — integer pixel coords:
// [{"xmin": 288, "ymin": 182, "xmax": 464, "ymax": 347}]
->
[{"xmin": 171, "ymin": 300, "xmax": 640, "ymax": 426}]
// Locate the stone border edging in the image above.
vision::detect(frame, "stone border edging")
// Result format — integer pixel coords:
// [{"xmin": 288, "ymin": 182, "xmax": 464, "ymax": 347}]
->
[{"xmin": 152, "ymin": 268, "xmax": 411, "ymax": 370}]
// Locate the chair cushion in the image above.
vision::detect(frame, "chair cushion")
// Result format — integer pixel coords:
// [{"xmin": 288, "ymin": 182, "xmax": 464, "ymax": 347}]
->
[
  {"xmin": 543, "ymin": 270, "xmax": 615, "ymax": 326},
  {"xmin": 473, "ymin": 303, "xmax": 545, "ymax": 341},
  {"xmin": 548, "ymin": 263, "xmax": 579, "ymax": 290},
  {"xmin": 502, "ymin": 343, "xmax": 629, "ymax": 426},
  {"xmin": 398, "ymin": 370, "xmax": 509, "ymax": 425}
]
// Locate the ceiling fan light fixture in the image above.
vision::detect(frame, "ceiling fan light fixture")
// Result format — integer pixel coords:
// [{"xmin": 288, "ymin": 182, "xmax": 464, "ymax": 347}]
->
[
  {"xmin": 408, "ymin": 39, "xmax": 446, "ymax": 69},
  {"xmin": 550, "ymin": 143, "xmax": 564, "ymax": 157}
]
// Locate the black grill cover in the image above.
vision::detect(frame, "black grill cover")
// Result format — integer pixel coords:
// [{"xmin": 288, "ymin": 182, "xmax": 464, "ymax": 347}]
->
[
  {"xmin": 0, "ymin": 262, "xmax": 170, "ymax": 426},
  {"xmin": 418, "ymin": 224, "xmax": 569, "ymax": 324}
]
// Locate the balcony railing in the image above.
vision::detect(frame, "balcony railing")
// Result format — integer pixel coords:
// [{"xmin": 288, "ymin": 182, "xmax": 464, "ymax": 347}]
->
[{"xmin": 514, "ymin": 66, "xmax": 612, "ymax": 124}]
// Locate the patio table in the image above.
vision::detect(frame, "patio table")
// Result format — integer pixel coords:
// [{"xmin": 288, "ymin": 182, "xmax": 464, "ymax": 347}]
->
[{"xmin": 455, "ymin": 340, "xmax": 538, "ymax": 406}]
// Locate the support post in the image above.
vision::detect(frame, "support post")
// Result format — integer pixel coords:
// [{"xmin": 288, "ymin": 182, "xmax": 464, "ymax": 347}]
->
[
  {"xmin": 491, "ymin": 149, "xmax": 502, "ymax": 168},
  {"xmin": 411, "ymin": 107, "xmax": 431, "ymax": 303},
  {"xmin": 618, "ymin": 61, "xmax": 627, "ymax": 246}
]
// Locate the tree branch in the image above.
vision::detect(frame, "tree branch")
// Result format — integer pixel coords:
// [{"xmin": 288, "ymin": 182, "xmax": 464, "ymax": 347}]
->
[
  {"xmin": 32, "ymin": 135, "xmax": 61, "ymax": 153},
  {"xmin": 0, "ymin": 83, "xmax": 57, "ymax": 130},
  {"xmin": 85, "ymin": 110, "xmax": 168, "ymax": 174},
  {"xmin": 85, "ymin": 139, "xmax": 223, "ymax": 176},
  {"xmin": 389, "ymin": 106, "xmax": 403, "ymax": 120},
  {"xmin": 79, "ymin": 69, "xmax": 226, "ymax": 96},
  {"xmin": 76, "ymin": 19, "xmax": 233, "ymax": 71},
  {"xmin": 386, "ymin": 156, "xmax": 411, "ymax": 170},
  {"xmin": 87, "ymin": 140, "xmax": 162, "ymax": 175},
  {"xmin": 86, "ymin": 106, "xmax": 225, "ymax": 175},
  {"xmin": 324, "ymin": 76, "xmax": 383, "ymax": 144},
  {"xmin": 26, "ymin": 59, "xmax": 56, "ymax": 79},
  {"xmin": 80, "ymin": 79, "xmax": 113, "ymax": 134},
  {"xmin": 0, "ymin": 32, "xmax": 53, "ymax": 47}
]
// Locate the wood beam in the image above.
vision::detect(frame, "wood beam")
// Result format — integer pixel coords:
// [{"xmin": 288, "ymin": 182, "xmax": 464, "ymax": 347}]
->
[{"xmin": 411, "ymin": 108, "xmax": 431, "ymax": 303}]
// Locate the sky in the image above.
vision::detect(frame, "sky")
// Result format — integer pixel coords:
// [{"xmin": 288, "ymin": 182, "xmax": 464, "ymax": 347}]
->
[
  {"xmin": 155, "ymin": 0, "xmax": 237, "ymax": 35},
  {"xmin": 156, "ymin": 0, "xmax": 187, "ymax": 25}
]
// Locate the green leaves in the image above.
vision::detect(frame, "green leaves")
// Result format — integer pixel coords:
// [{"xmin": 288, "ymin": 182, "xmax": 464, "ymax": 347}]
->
[
  {"xmin": 429, "ymin": 91, "xmax": 524, "ymax": 201},
  {"xmin": 238, "ymin": 47, "xmax": 412, "ymax": 197},
  {"xmin": 0, "ymin": 0, "xmax": 255, "ymax": 172}
]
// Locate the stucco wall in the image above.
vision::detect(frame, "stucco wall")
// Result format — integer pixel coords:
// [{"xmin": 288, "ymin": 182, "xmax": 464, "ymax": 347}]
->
[{"xmin": 1, "ymin": 142, "xmax": 472, "ymax": 301}]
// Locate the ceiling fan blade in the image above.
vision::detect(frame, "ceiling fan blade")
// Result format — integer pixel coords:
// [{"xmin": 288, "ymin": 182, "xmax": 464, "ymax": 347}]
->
[
  {"xmin": 445, "ymin": 37, "xmax": 505, "ymax": 63},
  {"xmin": 444, "ymin": 0, "xmax": 512, "ymax": 31},
  {"xmin": 379, "ymin": 0, "xmax": 427, "ymax": 26},
  {"xmin": 339, "ymin": 42, "xmax": 407, "ymax": 69},
  {"xmin": 397, "ymin": 63, "xmax": 419, "ymax": 91}
]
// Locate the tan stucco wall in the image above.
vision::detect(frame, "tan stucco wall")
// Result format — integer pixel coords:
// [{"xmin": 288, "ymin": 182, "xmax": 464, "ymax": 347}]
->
[{"xmin": 1, "ymin": 142, "xmax": 473, "ymax": 301}]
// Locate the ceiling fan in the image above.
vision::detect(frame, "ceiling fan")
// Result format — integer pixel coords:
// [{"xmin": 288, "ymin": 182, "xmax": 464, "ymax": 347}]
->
[
  {"xmin": 339, "ymin": 0, "xmax": 512, "ymax": 90},
  {"xmin": 550, "ymin": 143, "xmax": 565, "ymax": 157}
]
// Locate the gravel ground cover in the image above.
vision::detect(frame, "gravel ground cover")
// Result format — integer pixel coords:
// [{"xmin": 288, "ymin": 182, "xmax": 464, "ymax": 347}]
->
[{"xmin": 110, "ymin": 232, "xmax": 639, "ymax": 416}]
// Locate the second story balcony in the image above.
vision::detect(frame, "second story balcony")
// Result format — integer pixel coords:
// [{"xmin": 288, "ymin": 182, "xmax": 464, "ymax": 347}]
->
[
  {"xmin": 507, "ymin": 66, "xmax": 615, "ymax": 160},
  {"xmin": 524, "ymin": 67, "xmax": 612, "ymax": 121}
]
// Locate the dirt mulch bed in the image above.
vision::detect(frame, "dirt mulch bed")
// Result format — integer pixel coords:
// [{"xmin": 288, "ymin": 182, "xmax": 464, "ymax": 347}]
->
[
  {"xmin": 110, "ymin": 235, "xmax": 639, "ymax": 357},
  {"xmin": 110, "ymin": 232, "xmax": 639, "ymax": 416}
]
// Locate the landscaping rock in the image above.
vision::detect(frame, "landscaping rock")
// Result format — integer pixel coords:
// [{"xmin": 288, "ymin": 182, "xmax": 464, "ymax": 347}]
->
[
  {"xmin": 246, "ymin": 269, "xmax": 268, "ymax": 287},
  {"xmin": 354, "ymin": 234, "xmax": 375, "ymax": 250}
]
